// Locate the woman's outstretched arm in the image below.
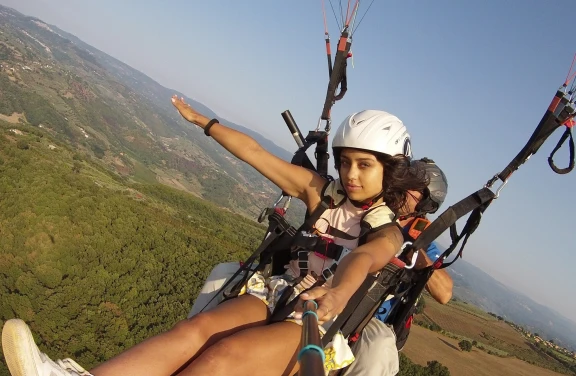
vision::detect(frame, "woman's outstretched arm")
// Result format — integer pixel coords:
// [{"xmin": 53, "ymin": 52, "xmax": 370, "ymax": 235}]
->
[{"xmin": 172, "ymin": 96, "xmax": 326, "ymax": 209}]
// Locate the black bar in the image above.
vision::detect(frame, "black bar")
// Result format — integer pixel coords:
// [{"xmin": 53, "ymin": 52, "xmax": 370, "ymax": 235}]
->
[
  {"xmin": 320, "ymin": 30, "xmax": 351, "ymax": 120},
  {"xmin": 298, "ymin": 301, "xmax": 325, "ymax": 376},
  {"xmin": 282, "ymin": 110, "xmax": 306, "ymax": 149},
  {"xmin": 325, "ymin": 37, "xmax": 333, "ymax": 78}
]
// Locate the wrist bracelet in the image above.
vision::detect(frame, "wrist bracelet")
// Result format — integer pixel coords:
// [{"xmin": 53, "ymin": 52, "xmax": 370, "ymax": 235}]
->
[{"xmin": 204, "ymin": 118, "xmax": 219, "ymax": 136}]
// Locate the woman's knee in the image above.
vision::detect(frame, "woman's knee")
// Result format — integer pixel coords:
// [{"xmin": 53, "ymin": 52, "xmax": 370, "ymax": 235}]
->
[
  {"xmin": 170, "ymin": 313, "xmax": 216, "ymax": 345},
  {"xmin": 189, "ymin": 336, "xmax": 245, "ymax": 375}
]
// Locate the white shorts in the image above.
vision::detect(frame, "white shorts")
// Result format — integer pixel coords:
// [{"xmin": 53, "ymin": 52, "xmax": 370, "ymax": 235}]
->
[
  {"xmin": 241, "ymin": 271, "xmax": 356, "ymax": 374},
  {"xmin": 190, "ymin": 264, "xmax": 399, "ymax": 376}
]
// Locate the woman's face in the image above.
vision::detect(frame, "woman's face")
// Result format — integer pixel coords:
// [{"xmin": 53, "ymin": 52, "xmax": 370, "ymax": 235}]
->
[{"xmin": 339, "ymin": 148, "xmax": 384, "ymax": 203}]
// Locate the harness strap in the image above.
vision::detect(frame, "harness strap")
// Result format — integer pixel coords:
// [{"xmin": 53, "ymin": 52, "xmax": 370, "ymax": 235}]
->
[
  {"xmin": 387, "ymin": 267, "xmax": 433, "ymax": 337},
  {"xmin": 339, "ymin": 262, "xmax": 409, "ymax": 340},
  {"xmin": 548, "ymin": 126, "xmax": 575, "ymax": 174},
  {"xmin": 291, "ymin": 236, "xmax": 345, "ymax": 261},
  {"xmin": 270, "ymin": 278, "xmax": 326, "ymax": 322},
  {"xmin": 320, "ymin": 261, "xmax": 407, "ymax": 347},
  {"xmin": 498, "ymin": 88, "xmax": 575, "ymax": 181},
  {"xmin": 407, "ymin": 187, "xmax": 495, "ymax": 267},
  {"xmin": 321, "ymin": 275, "xmax": 376, "ymax": 347},
  {"xmin": 198, "ymin": 211, "xmax": 295, "ymax": 312}
]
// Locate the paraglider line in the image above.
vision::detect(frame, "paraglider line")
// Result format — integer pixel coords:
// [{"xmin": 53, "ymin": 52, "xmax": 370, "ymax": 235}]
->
[
  {"xmin": 322, "ymin": 0, "xmax": 329, "ymax": 35},
  {"xmin": 344, "ymin": 0, "xmax": 352, "ymax": 27},
  {"xmin": 339, "ymin": 0, "xmax": 345, "ymax": 30},
  {"xmin": 352, "ymin": 0, "xmax": 376, "ymax": 36},
  {"xmin": 565, "ymin": 70, "xmax": 576, "ymax": 88},
  {"xmin": 327, "ymin": 0, "xmax": 342, "ymax": 30},
  {"xmin": 564, "ymin": 53, "xmax": 576, "ymax": 86},
  {"xmin": 345, "ymin": 0, "xmax": 360, "ymax": 27}
]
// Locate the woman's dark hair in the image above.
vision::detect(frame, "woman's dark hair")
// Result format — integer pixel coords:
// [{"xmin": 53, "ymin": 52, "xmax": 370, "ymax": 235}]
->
[
  {"xmin": 334, "ymin": 148, "xmax": 429, "ymax": 213},
  {"xmin": 377, "ymin": 154, "xmax": 429, "ymax": 213}
]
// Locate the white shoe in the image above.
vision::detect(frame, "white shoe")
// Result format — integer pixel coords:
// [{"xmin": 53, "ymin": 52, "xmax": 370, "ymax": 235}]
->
[{"xmin": 2, "ymin": 319, "xmax": 92, "ymax": 376}]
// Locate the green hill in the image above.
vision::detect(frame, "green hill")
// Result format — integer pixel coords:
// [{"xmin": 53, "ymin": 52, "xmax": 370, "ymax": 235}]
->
[{"xmin": 0, "ymin": 122, "xmax": 266, "ymax": 374}]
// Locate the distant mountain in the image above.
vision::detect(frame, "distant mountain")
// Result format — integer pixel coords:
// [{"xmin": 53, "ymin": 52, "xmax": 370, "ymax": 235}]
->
[
  {"xmin": 0, "ymin": 4, "xmax": 307, "ymax": 224},
  {"xmin": 447, "ymin": 259, "xmax": 576, "ymax": 351}
]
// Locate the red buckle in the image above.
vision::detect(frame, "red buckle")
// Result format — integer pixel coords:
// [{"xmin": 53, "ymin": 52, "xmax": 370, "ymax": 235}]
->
[
  {"xmin": 314, "ymin": 236, "xmax": 334, "ymax": 259},
  {"xmin": 405, "ymin": 315, "xmax": 413, "ymax": 329},
  {"xmin": 349, "ymin": 333, "xmax": 360, "ymax": 343},
  {"xmin": 274, "ymin": 207, "xmax": 286, "ymax": 216}
]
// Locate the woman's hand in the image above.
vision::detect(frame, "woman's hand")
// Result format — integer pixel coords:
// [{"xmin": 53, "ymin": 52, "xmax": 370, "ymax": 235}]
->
[
  {"xmin": 294, "ymin": 286, "xmax": 350, "ymax": 324},
  {"xmin": 171, "ymin": 95, "xmax": 208, "ymax": 127}
]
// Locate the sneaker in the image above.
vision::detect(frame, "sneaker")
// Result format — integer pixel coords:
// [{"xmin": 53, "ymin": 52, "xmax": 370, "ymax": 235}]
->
[{"xmin": 2, "ymin": 319, "xmax": 92, "ymax": 376}]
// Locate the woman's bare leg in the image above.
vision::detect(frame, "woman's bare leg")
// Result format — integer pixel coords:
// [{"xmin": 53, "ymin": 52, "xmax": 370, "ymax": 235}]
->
[
  {"xmin": 90, "ymin": 295, "xmax": 269, "ymax": 376},
  {"xmin": 178, "ymin": 321, "xmax": 303, "ymax": 376}
]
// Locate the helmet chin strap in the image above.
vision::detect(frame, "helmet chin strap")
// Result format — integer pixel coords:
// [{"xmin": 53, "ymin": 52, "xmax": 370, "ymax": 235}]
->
[{"xmin": 349, "ymin": 190, "xmax": 385, "ymax": 210}]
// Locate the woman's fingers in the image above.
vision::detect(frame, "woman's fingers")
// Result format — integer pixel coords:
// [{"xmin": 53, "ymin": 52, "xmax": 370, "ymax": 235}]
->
[
  {"xmin": 293, "ymin": 287, "xmax": 327, "ymax": 319},
  {"xmin": 293, "ymin": 287, "xmax": 339, "ymax": 322},
  {"xmin": 171, "ymin": 94, "xmax": 200, "ymax": 124},
  {"xmin": 300, "ymin": 287, "xmax": 328, "ymax": 301},
  {"xmin": 316, "ymin": 295, "xmax": 335, "ymax": 321}
]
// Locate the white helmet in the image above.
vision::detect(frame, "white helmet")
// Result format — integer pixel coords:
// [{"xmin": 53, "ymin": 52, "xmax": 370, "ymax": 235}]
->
[{"xmin": 332, "ymin": 110, "xmax": 412, "ymax": 159}]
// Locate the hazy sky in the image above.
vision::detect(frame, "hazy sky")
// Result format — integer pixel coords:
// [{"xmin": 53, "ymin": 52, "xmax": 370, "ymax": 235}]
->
[{"xmin": 3, "ymin": 0, "xmax": 575, "ymax": 322}]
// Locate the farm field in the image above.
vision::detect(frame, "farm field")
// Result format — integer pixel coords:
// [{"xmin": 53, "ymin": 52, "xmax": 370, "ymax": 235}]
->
[
  {"xmin": 403, "ymin": 325, "xmax": 565, "ymax": 376},
  {"xmin": 405, "ymin": 296, "xmax": 576, "ymax": 375}
]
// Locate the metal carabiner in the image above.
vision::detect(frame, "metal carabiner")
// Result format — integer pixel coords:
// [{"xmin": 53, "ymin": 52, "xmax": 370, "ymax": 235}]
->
[
  {"xmin": 403, "ymin": 249, "xmax": 420, "ymax": 270},
  {"xmin": 397, "ymin": 241, "xmax": 419, "ymax": 269},
  {"xmin": 484, "ymin": 174, "xmax": 509, "ymax": 199},
  {"xmin": 316, "ymin": 117, "xmax": 332, "ymax": 133}
]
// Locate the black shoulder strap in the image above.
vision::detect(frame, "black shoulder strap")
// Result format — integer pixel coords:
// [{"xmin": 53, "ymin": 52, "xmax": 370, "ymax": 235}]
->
[
  {"xmin": 407, "ymin": 187, "xmax": 495, "ymax": 268},
  {"xmin": 322, "ymin": 262, "xmax": 406, "ymax": 346}
]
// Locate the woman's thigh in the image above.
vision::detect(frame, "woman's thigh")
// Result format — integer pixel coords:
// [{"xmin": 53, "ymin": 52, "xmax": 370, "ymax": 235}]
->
[{"xmin": 179, "ymin": 321, "xmax": 303, "ymax": 376}]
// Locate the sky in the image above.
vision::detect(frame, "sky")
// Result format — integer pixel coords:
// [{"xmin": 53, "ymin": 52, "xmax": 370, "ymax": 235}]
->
[{"xmin": 2, "ymin": 0, "xmax": 575, "ymax": 322}]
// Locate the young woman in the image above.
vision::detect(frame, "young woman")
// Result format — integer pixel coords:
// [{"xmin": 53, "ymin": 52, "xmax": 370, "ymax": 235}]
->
[{"xmin": 1, "ymin": 96, "xmax": 428, "ymax": 376}]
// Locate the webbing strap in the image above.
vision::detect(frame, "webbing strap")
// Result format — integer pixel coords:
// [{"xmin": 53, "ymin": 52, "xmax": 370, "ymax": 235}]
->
[
  {"xmin": 548, "ymin": 126, "xmax": 575, "ymax": 174},
  {"xmin": 198, "ymin": 212, "xmax": 294, "ymax": 312},
  {"xmin": 407, "ymin": 187, "xmax": 495, "ymax": 266},
  {"xmin": 499, "ymin": 89, "xmax": 575, "ymax": 181},
  {"xmin": 321, "ymin": 263, "xmax": 405, "ymax": 346},
  {"xmin": 270, "ymin": 278, "xmax": 326, "ymax": 322},
  {"xmin": 338, "ymin": 264, "xmax": 406, "ymax": 339},
  {"xmin": 321, "ymin": 275, "xmax": 376, "ymax": 347},
  {"xmin": 388, "ymin": 267, "xmax": 433, "ymax": 336}
]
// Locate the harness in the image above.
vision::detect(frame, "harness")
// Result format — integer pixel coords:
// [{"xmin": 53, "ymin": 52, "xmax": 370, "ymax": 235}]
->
[{"xmin": 196, "ymin": 178, "xmax": 397, "ymax": 319}]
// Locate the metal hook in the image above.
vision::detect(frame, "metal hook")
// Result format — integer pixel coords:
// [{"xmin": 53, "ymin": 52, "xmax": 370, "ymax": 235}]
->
[
  {"xmin": 403, "ymin": 249, "xmax": 419, "ymax": 270},
  {"xmin": 316, "ymin": 117, "xmax": 332, "ymax": 133},
  {"xmin": 397, "ymin": 241, "xmax": 419, "ymax": 269},
  {"xmin": 493, "ymin": 179, "xmax": 509, "ymax": 199}
]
